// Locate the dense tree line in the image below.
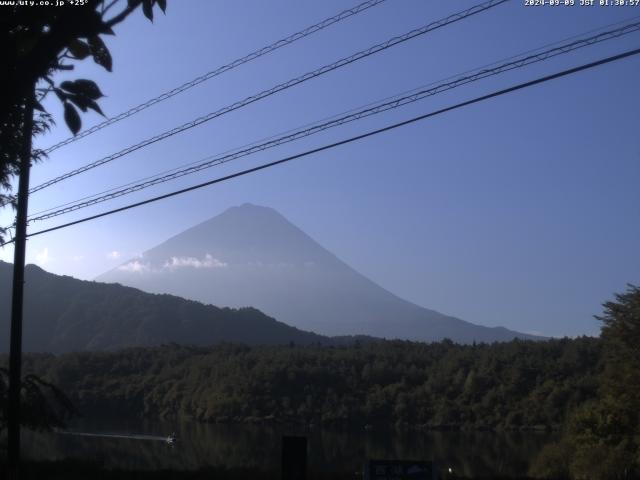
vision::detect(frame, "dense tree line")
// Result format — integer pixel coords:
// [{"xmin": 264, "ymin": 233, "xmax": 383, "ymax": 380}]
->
[
  {"xmin": 14, "ymin": 337, "xmax": 601, "ymax": 432},
  {"xmin": 5, "ymin": 284, "xmax": 638, "ymax": 479},
  {"xmin": 5, "ymin": 281, "xmax": 639, "ymax": 480}
]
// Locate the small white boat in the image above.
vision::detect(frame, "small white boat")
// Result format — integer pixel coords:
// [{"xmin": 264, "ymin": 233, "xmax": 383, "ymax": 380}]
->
[{"xmin": 166, "ymin": 432, "xmax": 177, "ymax": 445}]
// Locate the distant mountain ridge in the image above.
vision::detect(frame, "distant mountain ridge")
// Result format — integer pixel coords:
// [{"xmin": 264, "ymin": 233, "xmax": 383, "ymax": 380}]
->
[
  {"xmin": 97, "ymin": 203, "xmax": 541, "ymax": 343},
  {"xmin": 0, "ymin": 261, "xmax": 334, "ymax": 353}
]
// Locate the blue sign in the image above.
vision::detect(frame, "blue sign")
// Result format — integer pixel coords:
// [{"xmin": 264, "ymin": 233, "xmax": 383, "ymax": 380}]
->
[{"xmin": 364, "ymin": 460, "xmax": 435, "ymax": 480}]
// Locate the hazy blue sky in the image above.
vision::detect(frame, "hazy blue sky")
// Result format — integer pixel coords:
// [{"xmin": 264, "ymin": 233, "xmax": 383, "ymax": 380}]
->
[{"xmin": 1, "ymin": 0, "xmax": 638, "ymax": 337}]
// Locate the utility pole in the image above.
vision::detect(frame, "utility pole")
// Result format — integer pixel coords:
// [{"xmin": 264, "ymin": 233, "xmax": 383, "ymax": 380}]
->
[{"xmin": 7, "ymin": 90, "xmax": 35, "ymax": 479}]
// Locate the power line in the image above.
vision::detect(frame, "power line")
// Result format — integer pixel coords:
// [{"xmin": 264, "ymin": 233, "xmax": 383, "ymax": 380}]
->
[
  {"xmin": 25, "ymin": 20, "xmax": 640, "ymax": 224},
  {"xmin": 41, "ymin": 0, "xmax": 389, "ymax": 154},
  {"xmin": 31, "ymin": 13, "xmax": 640, "ymax": 221},
  {"xmin": 27, "ymin": 0, "xmax": 508, "ymax": 196},
  {"xmin": 4, "ymin": 46, "xmax": 636, "ymax": 246},
  {"xmin": 29, "ymin": 20, "xmax": 640, "ymax": 220},
  {"xmin": 21, "ymin": 14, "xmax": 640, "ymax": 221}
]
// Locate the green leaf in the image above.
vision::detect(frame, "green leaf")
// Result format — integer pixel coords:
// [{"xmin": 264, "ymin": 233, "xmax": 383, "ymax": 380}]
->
[
  {"xmin": 33, "ymin": 100, "xmax": 46, "ymax": 113},
  {"xmin": 67, "ymin": 39, "xmax": 91, "ymax": 59},
  {"xmin": 88, "ymin": 35, "xmax": 112, "ymax": 72},
  {"xmin": 156, "ymin": 0, "xmax": 167, "ymax": 13},
  {"xmin": 63, "ymin": 102, "xmax": 81, "ymax": 136},
  {"xmin": 142, "ymin": 0, "xmax": 153, "ymax": 22},
  {"xmin": 60, "ymin": 81, "xmax": 76, "ymax": 93},
  {"xmin": 68, "ymin": 95, "xmax": 88, "ymax": 112},
  {"xmin": 60, "ymin": 79, "xmax": 104, "ymax": 100},
  {"xmin": 69, "ymin": 95, "xmax": 105, "ymax": 117},
  {"xmin": 75, "ymin": 79, "xmax": 104, "ymax": 100},
  {"xmin": 53, "ymin": 88, "xmax": 68, "ymax": 102},
  {"xmin": 86, "ymin": 99, "xmax": 105, "ymax": 117}
]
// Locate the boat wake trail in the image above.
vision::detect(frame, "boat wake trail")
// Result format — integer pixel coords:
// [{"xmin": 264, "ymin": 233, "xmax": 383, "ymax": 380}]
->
[{"xmin": 56, "ymin": 430, "xmax": 168, "ymax": 442}]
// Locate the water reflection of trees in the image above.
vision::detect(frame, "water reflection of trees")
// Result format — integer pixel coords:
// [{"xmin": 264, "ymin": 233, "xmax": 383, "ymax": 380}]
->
[{"xmin": 23, "ymin": 419, "xmax": 555, "ymax": 476}]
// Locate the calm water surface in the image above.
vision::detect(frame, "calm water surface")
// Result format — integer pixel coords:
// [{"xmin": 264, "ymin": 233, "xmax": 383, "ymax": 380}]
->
[{"xmin": 22, "ymin": 418, "xmax": 556, "ymax": 477}]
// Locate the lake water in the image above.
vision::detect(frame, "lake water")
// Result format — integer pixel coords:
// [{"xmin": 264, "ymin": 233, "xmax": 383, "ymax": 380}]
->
[{"xmin": 22, "ymin": 418, "xmax": 555, "ymax": 477}]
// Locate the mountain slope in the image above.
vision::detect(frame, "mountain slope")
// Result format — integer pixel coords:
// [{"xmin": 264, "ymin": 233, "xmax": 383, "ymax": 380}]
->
[
  {"xmin": 97, "ymin": 204, "xmax": 539, "ymax": 343},
  {"xmin": 0, "ymin": 261, "xmax": 328, "ymax": 353}
]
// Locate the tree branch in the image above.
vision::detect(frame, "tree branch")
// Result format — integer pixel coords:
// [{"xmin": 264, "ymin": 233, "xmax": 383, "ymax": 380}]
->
[
  {"xmin": 105, "ymin": 0, "xmax": 142, "ymax": 28},
  {"xmin": 102, "ymin": 0, "xmax": 121, "ymax": 16}
]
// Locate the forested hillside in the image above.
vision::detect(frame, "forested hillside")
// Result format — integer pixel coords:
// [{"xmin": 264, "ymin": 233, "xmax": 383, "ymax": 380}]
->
[
  {"xmin": 0, "ymin": 262, "xmax": 329, "ymax": 352},
  {"xmin": 17, "ymin": 337, "xmax": 601, "ymax": 430}
]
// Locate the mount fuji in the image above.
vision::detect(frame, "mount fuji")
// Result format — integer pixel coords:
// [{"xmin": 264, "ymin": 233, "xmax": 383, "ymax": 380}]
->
[{"xmin": 97, "ymin": 204, "xmax": 540, "ymax": 343}]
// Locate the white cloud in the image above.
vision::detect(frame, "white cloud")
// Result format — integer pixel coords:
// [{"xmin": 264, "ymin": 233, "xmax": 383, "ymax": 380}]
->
[
  {"xmin": 116, "ymin": 254, "xmax": 226, "ymax": 274},
  {"xmin": 107, "ymin": 251, "xmax": 121, "ymax": 260},
  {"xmin": 163, "ymin": 254, "xmax": 227, "ymax": 270},
  {"xmin": 72, "ymin": 255, "xmax": 84, "ymax": 262},
  {"xmin": 35, "ymin": 247, "xmax": 52, "ymax": 265},
  {"xmin": 117, "ymin": 260, "xmax": 150, "ymax": 273}
]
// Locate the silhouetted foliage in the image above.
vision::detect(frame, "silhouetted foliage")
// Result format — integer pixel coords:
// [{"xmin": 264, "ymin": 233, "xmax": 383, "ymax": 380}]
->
[
  {"xmin": 0, "ymin": 0, "xmax": 166, "ymax": 240},
  {"xmin": 530, "ymin": 285, "xmax": 640, "ymax": 479},
  {"xmin": 0, "ymin": 367, "xmax": 75, "ymax": 439}
]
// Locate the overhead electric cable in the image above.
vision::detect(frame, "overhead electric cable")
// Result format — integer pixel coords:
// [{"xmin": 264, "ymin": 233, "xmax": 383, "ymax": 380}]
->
[
  {"xmin": 28, "ymin": 12, "xmax": 640, "ymax": 210},
  {"xmin": 26, "ymin": 21, "xmax": 640, "ymax": 223},
  {"xmin": 2, "ymin": 45, "xmax": 635, "ymax": 246},
  {"xmin": 42, "ymin": 0, "xmax": 389, "ymax": 154},
  {"xmin": 28, "ymin": 0, "xmax": 508, "ymax": 196}
]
